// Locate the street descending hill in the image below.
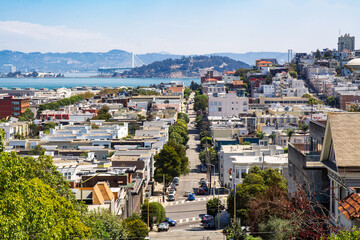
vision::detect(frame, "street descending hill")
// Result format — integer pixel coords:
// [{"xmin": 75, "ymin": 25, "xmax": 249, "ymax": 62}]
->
[{"xmin": 118, "ymin": 56, "xmax": 250, "ymax": 78}]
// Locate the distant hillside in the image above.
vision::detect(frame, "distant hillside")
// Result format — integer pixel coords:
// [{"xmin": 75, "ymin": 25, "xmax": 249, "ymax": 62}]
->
[
  {"xmin": 118, "ymin": 55, "xmax": 250, "ymax": 78},
  {"xmin": 0, "ymin": 50, "xmax": 287, "ymax": 73},
  {"xmin": 206, "ymin": 52, "xmax": 289, "ymax": 65}
]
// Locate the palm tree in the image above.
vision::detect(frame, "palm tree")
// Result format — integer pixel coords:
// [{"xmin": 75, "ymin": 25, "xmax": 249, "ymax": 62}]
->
[
  {"xmin": 299, "ymin": 123, "xmax": 309, "ymax": 152},
  {"xmin": 284, "ymin": 128, "xmax": 295, "ymax": 145},
  {"xmin": 268, "ymin": 133, "xmax": 276, "ymax": 145},
  {"xmin": 308, "ymin": 97, "xmax": 318, "ymax": 120}
]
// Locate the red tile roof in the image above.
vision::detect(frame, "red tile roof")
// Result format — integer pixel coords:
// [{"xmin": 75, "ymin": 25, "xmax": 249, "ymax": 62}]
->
[{"xmin": 338, "ymin": 193, "xmax": 360, "ymax": 220}]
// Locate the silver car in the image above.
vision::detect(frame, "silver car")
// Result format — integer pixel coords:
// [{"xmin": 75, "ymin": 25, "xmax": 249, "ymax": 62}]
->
[{"xmin": 158, "ymin": 222, "xmax": 169, "ymax": 232}]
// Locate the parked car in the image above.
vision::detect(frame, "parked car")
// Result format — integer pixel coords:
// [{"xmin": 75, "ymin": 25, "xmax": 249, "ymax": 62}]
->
[
  {"xmin": 202, "ymin": 184, "xmax": 208, "ymax": 192},
  {"xmin": 184, "ymin": 191, "xmax": 192, "ymax": 197},
  {"xmin": 168, "ymin": 194, "xmax": 175, "ymax": 201},
  {"xmin": 169, "ymin": 184, "xmax": 177, "ymax": 191},
  {"xmin": 188, "ymin": 193, "xmax": 195, "ymax": 201},
  {"xmin": 200, "ymin": 214, "xmax": 214, "ymax": 224},
  {"xmin": 168, "ymin": 189, "xmax": 176, "ymax": 195},
  {"xmin": 197, "ymin": 188, "xmax": 205, "ymax": 195},
  {"xmin": 173, "ymin": 179, "xmax": 179, "ymax": 186},
  {"xmin": 165, "ymin": 218, "xmax": 177, "ymax": 226},
  {"xmin": 158, "ymin": 222, "xmax": 169, "ymax": 232},
  {"xmin": 204, "ymin": 220, "xmax": 215, "ymax": 229}
]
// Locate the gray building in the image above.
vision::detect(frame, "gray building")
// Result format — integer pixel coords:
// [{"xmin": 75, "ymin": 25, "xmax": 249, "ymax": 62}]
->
[{"xmin": 338, "ymin": 33, "xmax": 355, "ymax": 52}]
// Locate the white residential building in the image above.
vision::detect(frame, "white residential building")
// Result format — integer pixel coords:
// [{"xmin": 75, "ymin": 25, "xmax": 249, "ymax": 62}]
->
[
  {"xmin": 219, "ymin": 143, "xmax": 284, "ymax": 187},
  {"xmin": 208, "ymin": 92, "xmax": 249, "ymax": 117}
]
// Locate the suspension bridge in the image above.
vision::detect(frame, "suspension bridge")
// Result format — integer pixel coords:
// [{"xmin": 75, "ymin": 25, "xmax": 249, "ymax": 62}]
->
[{"xmin": 98, "ymin": 52, "xmax": 145, "ymax": 75}]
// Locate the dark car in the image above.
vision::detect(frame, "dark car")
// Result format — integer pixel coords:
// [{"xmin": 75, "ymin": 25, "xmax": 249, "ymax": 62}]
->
[
  {"xmin": 188, "ymin": 193, "xmax": 195, "ymax": 201},
  {"xmin": 166, "ymin": 218, "xmax": 177, "ymax": 226},
  {"xmin": 200, "ymin": 214, "xmax": 214, "ymax": 224},
  {"xmin": 204, "ymin": 220, "xmax": 215, "ymax": 229},
  {"xmin": 202, "ymin": 184, "xmax": 208, "ymax": 192},
  {"xmin": 197, "ymin": 188, "xmax": 205, "ymax": 195}
]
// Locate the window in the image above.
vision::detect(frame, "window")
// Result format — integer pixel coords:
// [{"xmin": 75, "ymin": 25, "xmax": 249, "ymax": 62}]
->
[
  {"xmin": 12, "ymin": 107, "xmax": 20, "ymax": 110},
  {"xmin": 102, "ymin": 154, "xmax": 107, "ymax": 160},
  {"xmin": 232, "ymin": 108, "xmax": 234, "ymax": 110},
  {"xmin": 62, "ymin": 145, "xmax": 68, "ymax": 149},
  {"xmin": 218, "ymin": 102, "xmax": 222, "ymax": 106},
  {"xmin": 243, "ymin": 107, "xmax": 247, "ymax": 111},
  {"xmin": 243, "ymin": 102, "xmax": 247, "ymax": 106},
  {"xmin": 218, "ymin": 107, "xmax": 222, "ymax": 112},
  {"xmin": 12, "ymin": 112, "xmax": 19, "ymax": 116},
  {"xmin": 12, "ymin": 101, "xmax": 19, "ymax": 105},
  {"xmin": 235, "ymin": 169, "xmax": 240, "ymax": 179},
  {"xmin": 232, "ymin": 102, "xmax": 234, "ymax": 104},
  {"xmin": 241, "ymin": 169, "xmax": 247, "ymax": 178},
  {"xmin": 214, "ymin": 102, "xmax": 217, "ymax": 106},
  {"xmin": 210, "ymin": 101, "xmax": 213, "ymax": 106},
  {"xmin": 73, "ymin": 145, "xmax": 78, "ymax": 149}
]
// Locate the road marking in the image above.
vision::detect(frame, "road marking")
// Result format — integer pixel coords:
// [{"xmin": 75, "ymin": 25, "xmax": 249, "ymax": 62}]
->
[
  {"xmin": 186, "ymin": 218, "xmax": 189, "ymax": 222},
  {"xmin": 179, "ymin": 219, "xmax": 183, "ymax": 224},
  {"xmin": 192, "ymin": 217, "xmax": 196, "ymax": 221}
]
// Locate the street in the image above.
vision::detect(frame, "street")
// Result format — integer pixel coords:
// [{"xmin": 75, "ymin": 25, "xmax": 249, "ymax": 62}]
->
[{"xmin": 150, "ymin": 93, "xmax": 227, "ymax": 240}]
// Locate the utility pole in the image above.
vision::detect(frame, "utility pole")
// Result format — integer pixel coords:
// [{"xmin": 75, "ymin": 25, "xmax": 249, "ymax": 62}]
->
[
  {"xmin": 163, "ymin": 174, "xmax": 165, "ymax": 203},
  {"xmin": 233, "ymin": 178, "xmax": 236, "ymax": 219}
]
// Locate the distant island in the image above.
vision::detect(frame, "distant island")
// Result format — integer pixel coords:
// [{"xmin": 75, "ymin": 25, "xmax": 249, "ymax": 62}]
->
[{"xmin": 116, "ymin": 56, "xmax": 250, "ymax": 78}]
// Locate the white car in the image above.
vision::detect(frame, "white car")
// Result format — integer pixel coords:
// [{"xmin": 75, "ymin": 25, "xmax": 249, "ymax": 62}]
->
[{"xmin": 168, "ymin": 189, "xmax": 176, "ymax": 195}]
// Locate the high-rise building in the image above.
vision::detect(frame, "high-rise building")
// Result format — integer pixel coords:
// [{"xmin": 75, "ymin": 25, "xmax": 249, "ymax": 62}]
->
[
  {"xmin": 2, "ymin": 64, "xmax": 16, "ymax": 74},
  {"xmin": 338, "ymin": 33, "xmax": 355, "ymax": 52}
]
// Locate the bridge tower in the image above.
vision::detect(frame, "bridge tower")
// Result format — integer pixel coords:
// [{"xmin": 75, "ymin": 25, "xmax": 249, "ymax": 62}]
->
[{"xmin": 131, "ymin": 52, "xmax": 135, "ymax": 68}]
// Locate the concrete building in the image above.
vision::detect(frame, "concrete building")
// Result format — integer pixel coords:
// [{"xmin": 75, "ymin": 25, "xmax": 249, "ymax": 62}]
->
[{"xmin": 338, "ymin": 33, "xmax": 355, "ymax": 52}]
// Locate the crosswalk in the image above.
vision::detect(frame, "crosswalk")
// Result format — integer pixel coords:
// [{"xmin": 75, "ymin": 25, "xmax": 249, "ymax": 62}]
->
[
  {"xmin": 164, "ymin": 195, "xmax": 227, "ymax": 206},
  {"xmin": 177, "ymin": 217, "xmax": 202, "ymax": 224}
]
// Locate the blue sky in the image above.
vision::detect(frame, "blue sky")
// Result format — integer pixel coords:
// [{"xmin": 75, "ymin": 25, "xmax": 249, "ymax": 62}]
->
[{"xmin": 0, "ymin": 0, "xmax": 359, "ymax": 54}]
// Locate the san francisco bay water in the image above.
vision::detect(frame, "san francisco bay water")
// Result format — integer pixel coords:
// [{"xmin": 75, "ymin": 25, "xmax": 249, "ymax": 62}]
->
[{"xmin": 0, "ymin": 77, "xmax": 200, "ymax": 89}]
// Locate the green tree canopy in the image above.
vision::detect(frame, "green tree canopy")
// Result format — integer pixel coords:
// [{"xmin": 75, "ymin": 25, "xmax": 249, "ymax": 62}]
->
[
  {"xmin": 178, "ymin": 112, "xmax": 189, "ymax": 123},
  {"xmin": 93, "ymin": 105, "xmax": 112, "ymax": 121},
  {"xmin": 206, "ymin": 198, "xmax": 225, "ymax": 217},
  {"xmin": 258, "ymin": 217, "xmax": 295, "ymax": 240},
  {"xmin": 123, "ymin": 215, "xmax": 148, "ymax": 240},
  {"xmin": 154, "ymin": 145, "xmax": 182, "ymax": 183},
  {"xmin": 227, "ymin": 166, "xmax": 287, "ymax": 224},
  {"xmin": 83, "ymin": 208, "xmax": 127, "ymax": 240},
  {"xmin": 289, "ymin": 71, "xmax": 298, "ymax": 79},
  {"xmin": 141, "ymin": 199, "xmax": 166, "ymax": 229},
  {"xmin": 28, "ymin": 145, "xmax": 45, "ymax": 155},
  {"xmin": 194, "ymin": 94, "xmax": 208, "ymax": 112},
  {"xmin": 199, "ymin": 147, "xmax": 216, "ymax": 163},
  {"xmin": 166, "ymin": 140, "xmax": 190, "ymax": 175},
  {"xmin": 18, "ymin": 108, "xmax": 35, "ymax": 121}
]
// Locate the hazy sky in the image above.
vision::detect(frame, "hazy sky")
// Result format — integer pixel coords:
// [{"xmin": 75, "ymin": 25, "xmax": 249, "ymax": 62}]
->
[{"xmin": 0, "ymin": 0, "xmax": 359, "ymax": 54}]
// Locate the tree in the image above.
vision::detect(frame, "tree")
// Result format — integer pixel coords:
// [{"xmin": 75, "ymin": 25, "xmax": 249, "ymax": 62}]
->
[
  {"xmin": 199, "ymin": 147, "xmax": 216, "ymax": 163},
  {"xmin": 169, "ymin": 131, "xmax": 183, "ymax": 144},
  {"xmin": 327, "ymin": 227, "xmax": 360, "ymax": 240},
  {"xmin": 123, "ymin": 214, "xmax": 148, "ymax": 240},
  {"xmin": 92, "ymin": 105, "xmax": 112, "ymax": 121},
  {"xmin": 178, "ymin": 112, "xmax": 189, "ymax": 123},
  {"xmin": 299, "ymin": 123, "xmax": 309, "ymax": 150},
  {"xmin": 308, "ymin": 97, "xmax": 319, "ymax": 119},
  {"xmin": 18, "ymin": 108, "xmax": 35, "ymax": 121},
  {"xmin": 28, "ymin": 145, "xmax": 45, "ymax": 155},
  {"xmin": 190, "ymin": 81, "xmax": 201, "ymax": 91},
  {"xmin": 327, "ymin": 96, "xmax": 337, "ymax": 108},
  {"xmin": 206, "ymin": 198, "xmax": 225, "ymax": 217},
  {"xmin": 194, "ymin": 94, "xmax": 208, "ymax": 112},
  {"xmin": 268, "ymin": 133, "xmax": 276, "ymax": 145},
  {"xmin": 224, "ymin": 219, "xmax": 247, "ymax": 240},
  {"xmin": 0, "ymin": 129, "xmax": 91, "ymax": 239},
  {"xmin": 315, "ymin": 49, "xmax": 321, "ymax": 59},
  {"xmin": 289, "ymin": 71, "xmax": 298, "ymax": 79},
  {"xmin": 29, "ymin": 123, "xmax": 40, "ymax": 137},
  {"xmin": 227, "ymin": 167, "xmax": 287, "ymax": 224},
  {"xmin": 255, "ymin": 131, "xmax": 265, "ymax": 140},
  {"xmin": 166, "ymin": 140, "xmax": 190, "ymax": 175},
  {"xmin": 184, "ymin": 87, "xmax": 191, "ymax": 100},
  {"xmin": 153, "ymin": 145, "xmax": 182, "ymax": 183},
  {"xmin": 169, "ymin": 124, "xmax": 189, "ymax": 145},
  {"xmin": 83, "ymin": 208, "xmax": 127, "ymax": 240},
  {"xmin": 141, "ymin": 199, "xmax": 166, "ymax": 229},
  {"xmin": 43, "ymin": 122, "xmax": 57, "ymax": 134},
  {"xmin": 258, "ymin": 217, "xmax": 295, "ymax": 240},
  {"xmin": 284, "ymin": 128, "xmax": 295, "ymax": 143},
  {"xmin": 91, "ymin": 123, "xmax": 100, "ymax": 129}
]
